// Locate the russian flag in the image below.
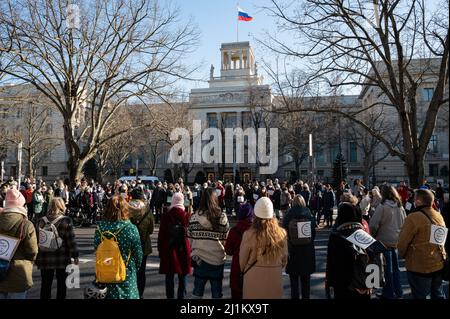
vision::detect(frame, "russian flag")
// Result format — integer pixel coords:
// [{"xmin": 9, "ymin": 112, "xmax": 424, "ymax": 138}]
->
[{"xmin": 238, "ymin": 7, "xmax": 253, "ymax": 21}]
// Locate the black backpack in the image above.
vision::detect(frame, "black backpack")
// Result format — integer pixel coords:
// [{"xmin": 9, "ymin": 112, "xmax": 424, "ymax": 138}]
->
[
  {"xmin": 288, "ymin": 218, "xmax": 312, "ymax": 246},
  {"xmin": 168, "ymin": 221, "xmax": 185, "ymax": 251}
]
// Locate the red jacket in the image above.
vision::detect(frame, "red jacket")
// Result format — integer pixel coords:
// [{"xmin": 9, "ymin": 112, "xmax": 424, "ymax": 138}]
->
[
  {"xmin": 157, "ymin": 206, "xmax": 191, "ymax": 275},
  {"xmin": 224, "ymin": 219, "xmax": 252, "ymax": 299},
  {"xmin": 397, "ymin": 186, "xmax": 409, "ymax": 204},
  {"xmin": 216, "ymin": 184, "xmax": 225, "ymax": 205},
  {"xmin": 21, "ymin": 189, "xmax": 33, "ymax": 205}
]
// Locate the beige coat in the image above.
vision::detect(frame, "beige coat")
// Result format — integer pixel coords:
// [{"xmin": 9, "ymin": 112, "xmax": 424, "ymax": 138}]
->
[
  {"xmin": 398, "ymin": 207, "xmax": 447, "ymax": 274},
  {"xmin": 239, "ymin": 228, "xmax": 288, "ymax": 299}
]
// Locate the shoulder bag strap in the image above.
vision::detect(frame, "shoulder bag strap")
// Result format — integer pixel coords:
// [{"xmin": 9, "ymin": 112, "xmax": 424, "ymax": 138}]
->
[
  {"xmin": 242, "ymin": 249, "xmax": 267, "ymax": 276},
  {"xmin": 419, "ymin": 210, "xmax": 433, "ymax": 224}
]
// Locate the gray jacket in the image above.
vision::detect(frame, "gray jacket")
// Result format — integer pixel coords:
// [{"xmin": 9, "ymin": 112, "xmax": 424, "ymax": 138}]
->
[{"xmin": 369, "ymin": 200, "xmax": 406, "ymax": 248}]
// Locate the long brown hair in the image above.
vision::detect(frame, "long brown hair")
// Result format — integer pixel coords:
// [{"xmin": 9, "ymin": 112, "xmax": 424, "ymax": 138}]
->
[
  {"xmin": 252, "ymin": 217, "xmax": 286, "ymax": 263},
  {"xmin": 381, "ymin": 186, "xmax": 402, "ymax": 207},
  {"xmin": 104, "ymin": 195, "xmax": 129, "ymax": 221},
  {"xmin": 197, "ymin": 187, "xmax": 222, "ymax": 230}
]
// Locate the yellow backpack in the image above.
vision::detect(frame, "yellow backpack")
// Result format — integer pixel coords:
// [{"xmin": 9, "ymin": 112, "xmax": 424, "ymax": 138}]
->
[{"xmin": 95, "ymin": 228, "xmax": 131, "ymax": 284}]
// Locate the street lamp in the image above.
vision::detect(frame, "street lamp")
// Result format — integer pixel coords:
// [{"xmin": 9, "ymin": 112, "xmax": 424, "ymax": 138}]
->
[{"xmin": 309, "ymin": 133, "xmax": 314, "ymax": 186}]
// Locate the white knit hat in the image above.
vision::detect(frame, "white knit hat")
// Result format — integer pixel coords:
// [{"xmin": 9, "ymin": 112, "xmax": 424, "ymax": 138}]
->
[{"xmin": 254, "ymin": 197, "xmax": 274, "ymax": 219}]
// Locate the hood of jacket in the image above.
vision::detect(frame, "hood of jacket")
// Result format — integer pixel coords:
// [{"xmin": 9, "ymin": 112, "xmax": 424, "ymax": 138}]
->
[{"xmin": 384, "ymin": 200, "xmax": 400, "ymax": 208}]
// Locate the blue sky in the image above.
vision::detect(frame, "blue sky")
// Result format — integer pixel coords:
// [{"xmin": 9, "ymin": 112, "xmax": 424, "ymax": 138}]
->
[{"xmin": 172, "ymin": 0, "xmax": 281, "ymax": 92}]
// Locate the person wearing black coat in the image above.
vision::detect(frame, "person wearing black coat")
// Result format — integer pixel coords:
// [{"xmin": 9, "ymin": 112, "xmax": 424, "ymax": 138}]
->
[
  {"xmin": 326, "ymin": 203, "xmax": 372, "ymax": 300},
  {"xmin": 282, "ymin": 195, "xmax": 316, "ymax": 299},
  {"xmin": 273, "ymin": 186, "xmax": 282, "ymax": 219}
]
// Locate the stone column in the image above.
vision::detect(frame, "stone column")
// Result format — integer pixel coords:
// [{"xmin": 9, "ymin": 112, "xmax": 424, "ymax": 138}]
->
[
  {"xmin": 240, "ymin": 51, "xmax": 244, "ymax": 69},
  {"xmin": 237, "ymin": 111, "xmax": 242, "ymax": 128}
]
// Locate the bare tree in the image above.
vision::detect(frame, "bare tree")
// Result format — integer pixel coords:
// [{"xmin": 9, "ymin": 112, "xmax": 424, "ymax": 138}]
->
[
  {"xmin": 6, "ymin": 104, "xmax": 61, "ymax": 178},
  {"xmin": 0, "ymin": 0, "xmax": 199, "ymax": 185},
  {"xmin": 346, "ymin": 110, "xmax": 398, "ymax": 187},
  {"xmin": 260, "ymin": 0, "xmax": 449, "ymax": 187}
]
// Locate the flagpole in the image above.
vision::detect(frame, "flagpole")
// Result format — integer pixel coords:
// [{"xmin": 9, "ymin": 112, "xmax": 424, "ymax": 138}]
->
[{"xmin": 236, "ymin": 2, "xmax": 239, "ymax": 42}]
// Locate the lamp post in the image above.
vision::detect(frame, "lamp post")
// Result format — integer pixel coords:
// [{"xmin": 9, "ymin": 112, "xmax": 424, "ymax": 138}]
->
[
  {"xmin": 309, "ymin": 133, "xmax": 314, "ymax": 186},
  {"xmin": 17, "ymin": 142, "xmax": 23, "ymax": 186}
]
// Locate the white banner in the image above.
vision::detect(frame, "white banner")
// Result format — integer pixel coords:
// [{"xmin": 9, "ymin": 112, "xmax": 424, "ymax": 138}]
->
[
  {"xmin": 430, "ymin": 224, "xmax": 448, "ymax": 245},
  {"xmin": 297, "ymin": 222, "xmax": 311, "ymax": 238},
  {"xmin": 346, "ymin": 229, "xmax": 376, "ymax": 250},
  {"xmin": 0, "ymin": 234, "xmax": 20, "ymax": 262}
]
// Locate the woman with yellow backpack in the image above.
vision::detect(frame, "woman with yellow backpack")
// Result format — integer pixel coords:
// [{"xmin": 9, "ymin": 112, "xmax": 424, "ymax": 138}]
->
[{"xmin": 93, "ymin": 195, "xmax": 143, "ymax": 299}]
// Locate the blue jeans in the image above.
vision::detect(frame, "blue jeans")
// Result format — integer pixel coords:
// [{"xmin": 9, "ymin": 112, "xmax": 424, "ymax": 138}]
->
[
  {"xmin": 193, "ymin": 276, "xmax": 223, "ymax": 299},
  {"xmin": 165, "ymin": 274, "xmax": 187, "ymax": 299},
  {"xmin": 407, "ymin": 271, "xmax": 445, "ymax": 299},
  {"xmin": 382, "ymin": 248, "xmax": 403, "ymax": 298},
  {"xmin": 0, "ymin": 291, "xmax": 27, "ymax": 299}
]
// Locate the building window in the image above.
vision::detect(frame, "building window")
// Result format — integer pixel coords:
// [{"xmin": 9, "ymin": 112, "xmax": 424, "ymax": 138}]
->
[
  {"xmin": 315, "ymin": 144, "xmax": 325, "ymax": 163},
  {"xmin": 1, "ymin": 108, "xmax": 8, "ymax": 119},
  {"xmin": 10, "ymin": 166, "xmax": 16, "ymax": 177},
  {"xmin": 207, "ymin": 113, "xmax": 218, "ymax": 128},
  {"xmin": 42, "ymin": 166, "xmax": 48, "ymax": 177},
  {"xmin": 223, "ymin": 112, "xmax": 236, "ymax": 128},
  {"xmin": 428, "ymin": 134, "xmax": 438, "ymax": 153},
  {"xmin": 16, "ymin": 108, "xmax": 22, "ymax": 118},
  {"xmin": 331, "ymin": 144, "xmax": 340, "ymax": 162},
  {"xmin": 300, "ymin": 170, "xmax": 307, "ymax": 176},
  {"xmin": 349, "ymin": 141, "xmax": 358, "ymax": 163},
  {"xmin": 429, "ymin": 164, "xmax": 439, "ymax": 177},
  {"xmin": 423, "ymin": 88, "xmax": 434, "ymax": 102},
  {"xmin": 317, "ymin": 170, "xmax": 324, "ymax": 176},
  {"xmin": 242, "ymin": 112, "xmax": 252, "ymax": 129},
  {"xmin": 45, "ymin": 124, "xmax": 53, "ymax": 134}
]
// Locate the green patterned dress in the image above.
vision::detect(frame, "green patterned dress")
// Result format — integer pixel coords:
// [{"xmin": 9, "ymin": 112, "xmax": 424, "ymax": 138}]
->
[{"xmin": 94, "ymin": 220, "xmax": 143, "ymax": 299}]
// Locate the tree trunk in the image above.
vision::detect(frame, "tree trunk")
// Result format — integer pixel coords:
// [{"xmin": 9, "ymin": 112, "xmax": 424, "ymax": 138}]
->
[
  {"xmin": 26, "ymin": 150, "xmax": 34, "ymax": 179},
  {"xmin": 67, "ymin": 157, "xmax": 85, "ymax": 188},
  {"xmin": 405, "ymin": 153, "xmax": 425, "ymax": 189}
]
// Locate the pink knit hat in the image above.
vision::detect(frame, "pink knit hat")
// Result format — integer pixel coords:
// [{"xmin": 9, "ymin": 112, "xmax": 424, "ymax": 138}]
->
[
  {"xmin": 2, "ymin": 188, "xmax": 27, "ymax": 215},
  {"xmin": 170, "ymin": 192, "xmax": 185, "ymax": 210},
  {"xmin": 6, "ymin": 188, "xmax": 26, "ymax": 208}
]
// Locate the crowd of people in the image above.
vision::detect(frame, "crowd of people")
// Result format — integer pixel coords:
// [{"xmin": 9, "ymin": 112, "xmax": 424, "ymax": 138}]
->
[{"xmin": 0, "ymin": 176, "xmax": 448, "ymax": 300}]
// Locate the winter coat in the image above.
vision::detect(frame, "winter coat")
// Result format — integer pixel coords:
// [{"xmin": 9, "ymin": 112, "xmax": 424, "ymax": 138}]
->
[
  {"xmin": 94, "ymin": 220, "xmax": 143, "ymax": 299},
  {"xmin": 216, "ymin": 184, "xmax": 225, "ymax": 205},
  {"xmin": 397, "ymin": 206, "xmax": 447, "ymax": 274},
  {"xmin": 397, "ymin": 186, "xmax": 409, "ymax": 203},
  {"xmin": 369, "ymin": 200, "xmax": 406, "ymax": 248},
  {"xmin": 32, "ymin": 191, "xmax": 45, "ymax": 215},
  {"xmin": 157, "ymin": 206, "xmax": 191, "ymax": 275},
  {"xmin": 326, "ymin": 222, "xmax": 366, "ymax": 295},
  {"xmin": 35, "ymin": 215, "xmax": 79, "ymax": 269},
  {"xmin": 129, "ymin": 200, "xmax": 154, "ymax": 256},
  {"xmin": 0, "ymin": 211, "xmax": 38, "ymax": 293},
  {"xmin": 299, "ymin": 191, "xmax": 311, "ymax": 206},
  {"xmin": 225, "ymin": 219, "xmax": 252, "ymax": 298},
  {"xmin": 282, "ymin": 206, "xmax": 316, "ymax": 275},
  {"xmin": 322, "ymin": 190, "xmax": 335, "ymax": 210},
  {"xmin": 273, "ymin": 189, "xmax": 281, "ymax": 210},
  {"xmin": 239, "ymin": 228, "xmax": 288, "ymax": 299},
  {"xmin": 188, "ymin": 211, "xmax": 229, "ymax": 266}
]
